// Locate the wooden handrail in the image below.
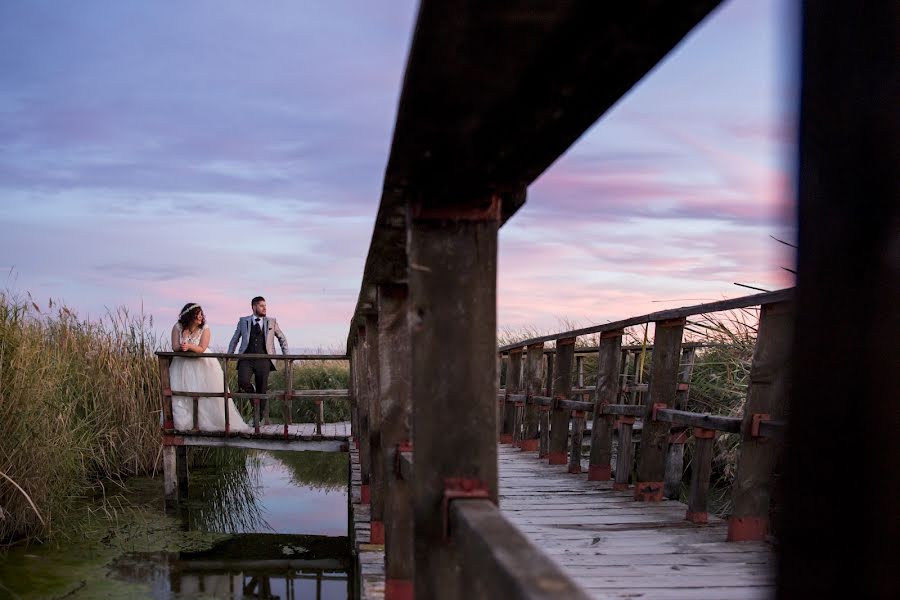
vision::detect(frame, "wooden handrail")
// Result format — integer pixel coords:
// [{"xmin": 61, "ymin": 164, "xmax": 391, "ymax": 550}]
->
[
  {"xmin": 156, "ymin": 351, "xmax": 348, "ymax": 360},
  {"xmin": 498, "ymin": 288, "xmax": 792, "ymax": 351}
]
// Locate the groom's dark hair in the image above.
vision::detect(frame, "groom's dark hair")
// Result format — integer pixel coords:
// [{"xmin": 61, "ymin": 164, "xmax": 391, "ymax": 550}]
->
[{"xmin": 251, "ymin": 296, "xmax": 265, "ymax": 307}]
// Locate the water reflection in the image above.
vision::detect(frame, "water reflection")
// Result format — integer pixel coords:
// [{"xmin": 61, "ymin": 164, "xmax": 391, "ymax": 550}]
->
[
  {"xmin": 117, "ymin": 449, "xmax": 352, "ymax": 599},
  {"xmin": 111, "ymin": 534, "xmax": 350, "ymax": 600}
]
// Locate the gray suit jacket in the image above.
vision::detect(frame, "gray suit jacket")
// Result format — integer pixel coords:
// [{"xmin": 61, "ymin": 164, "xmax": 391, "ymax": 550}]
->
[{"xmin": 228, "ymin": 316, "xmax": 289, "ymax": 368}]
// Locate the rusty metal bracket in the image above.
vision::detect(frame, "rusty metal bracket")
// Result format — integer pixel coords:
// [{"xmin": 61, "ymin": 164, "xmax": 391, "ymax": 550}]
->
[
  {"xmin": 442, "ymin": 478, "xmax": 490, "ymax": 541},
  {"xmin": 693, "ymin": 427, "xmax": 716, "ymax": 440},
  {"xmin": 750, "ymin": 413, "xmax": 771, "ymax": 438},
  {"xmin": 651, "ymin": 403, "xmax": 668, "ymax": 420},
  {"xmin": 617, "ymin": 415, "xmax": 636, "ymax": 427}
]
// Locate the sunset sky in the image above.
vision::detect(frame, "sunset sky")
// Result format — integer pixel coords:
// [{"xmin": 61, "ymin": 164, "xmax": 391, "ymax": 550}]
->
[{"xmin": 0, "ymin": 0, "xmax": 797, "ymax": 351}]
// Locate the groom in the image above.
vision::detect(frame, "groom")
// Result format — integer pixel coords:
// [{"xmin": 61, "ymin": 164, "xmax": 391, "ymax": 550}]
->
[{"xmin": 228, "ymin": 296, "xmax": 289, "ymax": 425}]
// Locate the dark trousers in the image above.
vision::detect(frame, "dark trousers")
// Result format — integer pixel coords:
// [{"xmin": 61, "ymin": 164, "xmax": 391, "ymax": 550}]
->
[{"xmin": 238, "ymin": 358, "xmax": 272, "ymax": 422}]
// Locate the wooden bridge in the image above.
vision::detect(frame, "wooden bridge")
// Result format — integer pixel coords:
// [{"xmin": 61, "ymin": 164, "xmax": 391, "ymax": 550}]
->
[
  {"xmin": 338, "ymin": 1, "xmax": 895, "ymax": 599},
  {"xmin": 156, "ymin": 352, "xmax": 352, "ymax": 503},
  {"xmin": 154, "ymin": 1, "xmax": 894, "ymax": 598}
]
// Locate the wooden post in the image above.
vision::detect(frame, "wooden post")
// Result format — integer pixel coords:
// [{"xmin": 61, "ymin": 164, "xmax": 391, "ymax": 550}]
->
[
  {"xmin": 548, "ymin": 338, "xmax": 575, "ymax": 465},
  {"xmin": 496, "ymin": 353, "xmax": 506, "ymax": 437},
  {"xmin": 283, "ymin": 359, "xmax": 292, "ymax": 439},
  {"xmin": 163, "ymin": 443, "xmax": 177, "ymax": 506},
  {"xmin": 409, "ymin": 197, "xmax": 499, "ymax": 599},
  {"xmin": 613, "ymin": 417, "xmax": 635, "ymax": 491},
  {"xmin": 780, "ymin": 5, "xmax": 896, "ymax": 595},
  {"xmin": 176, "ymin": 446, "xmax": 189, "ymax": 501},
  {"xmin": 223, "ymin": 357, "xmax": 231, "ymax": 435},
  {"xmin": 500, "ymin": 349, "xmax": 522, "ymax": 444},
  {"xmin": 728, "ymin": 301, "xmax": 792, "ymax": 541},
  {"xmin": 634, "ymin": 318, "xmax": 684, "ymax": 501},
  {"xmin": 356, "ymin": 324, "xmax": 372, "ymax": 504},
  {"xmin": 588, "ymin": 330, "xmax": 623, "ymax": 481},
  {"xmin": 685, "ymin": 428, "xmax": 715, "ymax": 524},
  {"xmin": 365, "ymin": 313, "xmax": 382, "ymax": 521},
  {"xmin": 576, "ymin": 355, "xmax": 584, "ymax": 388},
  {"xmin": 377, "ymin": 284, "xmax": 414, "ymax": 597},
  {"xmin": 349, "ymin": 344, "xmax": 358, "ymax": 444},
  {"xmin": 159, "ymin": 356, "xmax": 173, "ymax": 431},
  {"xmin": 567, "ymin": 410, "xmax": 586, "ymax": 473},
  {"xmin": 664, "ymin": 346, "xmax": 697, "ymax": 499},
  {"xmin": 520, "ymin": 343, "xmax": 544, "ymax": 451},
  {"xmin": 539, "ymin": 353, "xmax": 554, "ymax": 458}
]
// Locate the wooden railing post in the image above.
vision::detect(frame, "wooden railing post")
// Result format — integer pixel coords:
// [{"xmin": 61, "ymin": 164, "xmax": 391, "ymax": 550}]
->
[
  {"xmin": 588, "ymin": 330, "xmax": 624, "ymax": 481},
  {"xmin": 685, "ymin": 427, "xmax": 715, "ymax": 523},
  {"xmin": 376, "ymin": 283, "xmax": 413, "ymax": 597},
  {"xmin": 614, "ymin": 416, "xmax": 636, "ymax": 491},
  {"xmin": 350, "ymin": 342, "xmax": 360, "ymax": 447},
  {"xmin": 520, "ymin": 343, "xmax": 544, "ymax": 451},
  {"xmin": 356, "ymin": 324, "xmax": 372, "ymax": 504},
  {"xmin": 364, "ymin": 312, "xmax": 383, "ymax": 530},
  {"xmin": 634, "ymin": 318, "xmax": 684, "ymax": 501},
  {"xmin": 496, "ymin": 353, "xmax": 507, "ymax": 437},
  {"xmin": 728, "ymin": 300, "xmax": 792, "ymax": 541},
  {"xmin": 409, "ymin": 198, "xmax": 499, "ymax": 599},
  {"xmin": 664, "ymin": 346, "xmax": 696, "ymax": 499},
  {"xmin": 539, "ymin": 352, "xmax": 554, "ymax": 458},
  {"xmin": 500, "ymin": 349, "xmax": 522, "ymax": 444},
  {"xmin": 548, "ymin": 337, "xmax": 575, "ymax": 465}
]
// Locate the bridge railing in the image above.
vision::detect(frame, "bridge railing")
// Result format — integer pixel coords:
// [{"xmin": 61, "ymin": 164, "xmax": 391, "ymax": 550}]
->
[
  {"xmin": 495, "ymin": 288, "xmax": 792, "ymax": 538},
  {"xmin": 154, "ymin": 352, "xmax": 349, "ymax": 438}
]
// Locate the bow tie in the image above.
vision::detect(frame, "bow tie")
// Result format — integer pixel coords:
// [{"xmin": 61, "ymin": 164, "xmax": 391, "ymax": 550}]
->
[{"xmin": 254, "ymin": 318, "xmax": 260, "ymax": 323}]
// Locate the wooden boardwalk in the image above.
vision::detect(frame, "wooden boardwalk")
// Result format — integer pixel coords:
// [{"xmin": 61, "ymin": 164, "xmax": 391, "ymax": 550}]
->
[
  {"xmin": 350, "ymin": 445, "xmax": 775, "ymax": 599},
  {"xmin": 169, "ymin": 421, "xmax": 352, "ymax": 452},
  {"xmin": 497, "ymin": 446, "xmax": 775, "ymax": 599}
]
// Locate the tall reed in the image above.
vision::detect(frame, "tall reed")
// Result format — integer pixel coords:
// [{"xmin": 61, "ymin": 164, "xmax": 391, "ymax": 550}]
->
[{"xmin": 0, "ymin": 293, "xmax": 163, "ymax": 543}]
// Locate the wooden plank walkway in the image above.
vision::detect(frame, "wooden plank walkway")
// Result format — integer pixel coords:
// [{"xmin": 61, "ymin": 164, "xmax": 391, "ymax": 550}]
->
[
  {"xmin": 498, "ymin": 445, "xmax": 776, "ymax": 599},
  {"xmin": 171, "ymin": 421, "xmax": 352, "ymax": 452}
]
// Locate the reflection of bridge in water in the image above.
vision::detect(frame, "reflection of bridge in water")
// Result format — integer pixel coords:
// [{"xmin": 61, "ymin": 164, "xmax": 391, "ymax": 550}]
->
[{"xmin": 112, "ymin": 534, "xmax": 351, "ymax": 600}]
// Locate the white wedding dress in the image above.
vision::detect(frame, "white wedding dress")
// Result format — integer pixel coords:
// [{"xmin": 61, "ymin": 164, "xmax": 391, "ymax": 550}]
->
[{"xmin": 170, "ymin": 323, "xmax": 250, "ymax": 432}]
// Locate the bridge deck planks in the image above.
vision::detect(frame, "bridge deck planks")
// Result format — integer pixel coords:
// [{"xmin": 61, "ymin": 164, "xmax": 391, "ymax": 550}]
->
[{"xmin": 498, "ymin": 445, "xmax": 775, "ymax": 599}]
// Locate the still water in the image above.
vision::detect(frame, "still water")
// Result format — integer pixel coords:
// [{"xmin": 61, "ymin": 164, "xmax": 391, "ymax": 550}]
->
[{"xmin": 0, "ymin": 449, "xmax": 351, "ymax": 600}]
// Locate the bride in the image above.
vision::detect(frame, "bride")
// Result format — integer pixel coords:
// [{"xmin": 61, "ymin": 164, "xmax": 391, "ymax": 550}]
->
[{"xmin": 170, "ymin": 303, "xmax": 250, "ymax": 432}]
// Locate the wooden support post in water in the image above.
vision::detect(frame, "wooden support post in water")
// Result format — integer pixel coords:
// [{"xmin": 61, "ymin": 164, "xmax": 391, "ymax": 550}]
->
[
  {"xmin": 500, "ymin": 349, "xmax": 522, "ymax": 444},
  {"xmin": 588, "ymin": 330, "xmax": 623, "ymax": 481},
  {"xmin": 635, "ymin": 318, "xmax": 684, "ymax": 501},
  {"xmin": 728, "ymin": 300, "xmax": 792, "ymax": 541},
  {"xmin": 664, "ymin": 346, "xmax": 697, "ymax": 499},
  {"xmin": 539, "ymin": 353, "xmax": 554, "ymax": 458},
  {"xmin": 520, "ymin": 343, "xmax": 544, "ymax": 451},
  {"xmin": 175, "ymin": 446, "xmax": 188, "ymax": 501},
  {"xmin": 377, "ymin": 284, "xmax": 413, "ymax": 597},
  {"xmin": 548, "ymin": 337, "xmax": 575, "ymax": 465},
  {"xmin": 685, "ymin": 427, "xmax": 715, "ymax": 524},
  {"xmin": 409, "ymin": 197, "xmax": 499, "ymax": 599},
  {"xmin": 365, "ymin": 313, "xmax": 382, "ymax": 516}
]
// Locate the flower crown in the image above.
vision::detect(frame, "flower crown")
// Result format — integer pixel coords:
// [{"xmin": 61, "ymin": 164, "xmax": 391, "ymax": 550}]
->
[{"xmin": 179, "ymin": 303, "xmax": 200, "ymax": 318}]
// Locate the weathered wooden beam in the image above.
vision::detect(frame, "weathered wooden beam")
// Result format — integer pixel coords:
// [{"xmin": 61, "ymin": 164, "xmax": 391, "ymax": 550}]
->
[
  {"xmin": 520, "ymin": 343, "xmax": 544, "ymax": 451},
  {"xmin": 539, "ymin": 353, "xmax": 554, "ymax": 458},
  {"xmin": 499, "ymin": 289, "xmax": 792, "ymax": 351},
  {"xmin": 654, "ymin": 409, "xmax": 742, "ymax": 434},
  {"xmin": 613, "ymin": 416, "xmax": 636, "ymax": 491},
  {"xmin": 501, "ymin": 349, "xmax": 522, "ymax": 444},
  {"xmin": 588, "ymin": 330, "xmax": 623, "ymax": 481},
  {"xmin": 409, "ymin": 201, "xmax": 499, "ymax": 599},
  {"xmin": 548, "ymin": 338, "xmax": 575, "ymax": 465},
  {"xmin": 728, "ymin": 301, "xmax": 792, "ymax": 542},
  {"xmin": 356, "ymin": 325, "xmax": 372, "ymax": 504},
  {"xmin": 685, "ymin": 428, "xmax": 716, "ymax": 524},
  {"xmin": 156, "ymin": 352, "xmax": 348, "ymax": 360},
  {"xmin": 376, "ymin": 283, "xmax": 414, "ymax": 597},
  {"xmin": 634, "ymin": 318, "xmax": 685, "ymax": 502},
  {"xmin": 449, "ymin": 500, "xmax": 592, "ymax": 600},
  {"xmin": 665, "ymin": 347, "xmax": 697, "ymax": 499},
  {"xmin": 364, "ymin": 313, "xmax": 383, "ymax": 532}
]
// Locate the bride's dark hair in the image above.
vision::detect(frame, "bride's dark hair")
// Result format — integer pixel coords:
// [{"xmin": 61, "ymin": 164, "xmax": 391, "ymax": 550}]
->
[{"xmin": 178, "ymin": 303, "xmax": 206, "ymax": 328}]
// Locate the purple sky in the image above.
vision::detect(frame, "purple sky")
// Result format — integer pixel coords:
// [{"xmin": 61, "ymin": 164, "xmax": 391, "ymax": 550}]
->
[{"xmin": 0, "ymin": 0, "xmax": 797, "ymax": 351}]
